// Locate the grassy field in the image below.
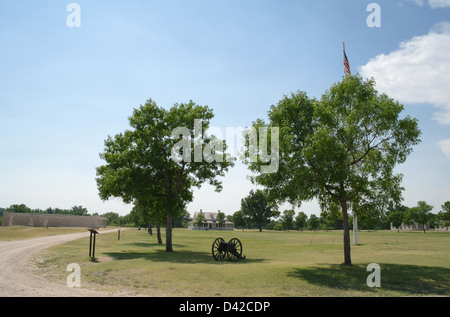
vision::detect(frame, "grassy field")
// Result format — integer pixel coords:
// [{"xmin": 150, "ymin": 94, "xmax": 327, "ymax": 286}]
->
[{"xmin": 7, "ymin": 227, "xmax": 450, "ymax": 297}]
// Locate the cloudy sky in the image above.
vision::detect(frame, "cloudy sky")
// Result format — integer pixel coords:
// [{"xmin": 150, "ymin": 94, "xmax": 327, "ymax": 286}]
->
[{"xmin": 0, "ymin": 0, "xmax": 449, "ymax": 217}]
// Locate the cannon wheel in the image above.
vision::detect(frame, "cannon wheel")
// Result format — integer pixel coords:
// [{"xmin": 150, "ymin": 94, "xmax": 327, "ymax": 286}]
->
[
  {"xmin": 226, "ymin": 238, "xmax": 243, "ymax": 261},
  {"xmin": 212, "ymin": 237, "xmax": 226, "ymax": 261}
]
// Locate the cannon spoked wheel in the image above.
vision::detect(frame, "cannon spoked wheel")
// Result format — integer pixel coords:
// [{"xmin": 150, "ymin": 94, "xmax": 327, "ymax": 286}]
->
[
  {"xmin": 227, "ymin": 238, "xmax": 245, "ymax": 261},
  {"xmin": 212, "ymin": 237, "xmax": 226, "ymax": 261}
]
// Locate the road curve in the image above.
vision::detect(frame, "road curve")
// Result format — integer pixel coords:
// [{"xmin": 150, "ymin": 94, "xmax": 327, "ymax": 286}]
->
[{"xmin": 0, "ymin": 229, "xmax": 123, "ymax": 297}]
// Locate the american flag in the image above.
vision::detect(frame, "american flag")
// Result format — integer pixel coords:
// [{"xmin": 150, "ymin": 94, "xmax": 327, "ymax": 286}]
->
[{"xmin": 343, "ymin": 43, "xmax": 351, "ymax": 76}]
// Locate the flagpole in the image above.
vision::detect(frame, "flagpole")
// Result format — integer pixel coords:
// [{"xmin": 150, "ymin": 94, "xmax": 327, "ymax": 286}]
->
[{"xmin": 343, "ymin": 41, "xmax": 358, "ymax": 245}]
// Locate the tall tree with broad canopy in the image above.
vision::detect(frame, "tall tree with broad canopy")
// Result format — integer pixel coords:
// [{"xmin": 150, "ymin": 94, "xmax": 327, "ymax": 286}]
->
[
  {"xmin": 388, "ymin": 210, "xmax": 405, "ymax": 233},
  {"xmin": 96, "ymin": 99, "xmax": 234, "ymax": 252},
  {"xmin": 408, "ymin": 201, "xmax": 434, "ymax": 233},
  {"xmin": 280, "ymin": 209, "xmax": 295, "ymax": 231},
  {"xmin": 243, "ymin": 75, "xmax": 421, "ymax": 265},
  {"xmin": 240, "ymin": 189, "xmax": 278, "ymax": 232},
  {"xmin": 295, "ymin": 211, "xmax": 308, "ymax": 231}
]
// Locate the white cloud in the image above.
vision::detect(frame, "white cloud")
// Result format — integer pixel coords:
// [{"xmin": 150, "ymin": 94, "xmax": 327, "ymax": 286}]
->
[
  {"xmin": 437, "ymin": 139, "xmax": 450, "ymax": 158},
  {"xmin": 403, "ymin": 0, "xmax": 450, "ymax": 7},
  {"xmin": 360, "ymin": 22, "xmax": 450, "ymax": 126},
  {"xmin": 360, "ymin": 22, "xmax": 450, "ymax": 159},
  {"xmin": 429, "ymin": 0, "xmax": 450, "ymax": 8},
  {"xmin": 403, "ymin": 0, "xmax": 425, "ymax": 6}
]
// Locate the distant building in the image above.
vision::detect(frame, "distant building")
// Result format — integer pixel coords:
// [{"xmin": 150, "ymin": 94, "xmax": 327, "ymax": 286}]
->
[
  {"xmin": 390, "ymin": 222, "xmax": 430, "ymax": 231},
  {"xmin": 188, "ymin": 210, "xmax": 234, "ymax": 231},
  {"xmin": 435, "ymin": 223, "xmax": 449, "ymax": 231},
  {"xmin": 1, "ymin": 212, "xmax": 107, "ymax": 229}
]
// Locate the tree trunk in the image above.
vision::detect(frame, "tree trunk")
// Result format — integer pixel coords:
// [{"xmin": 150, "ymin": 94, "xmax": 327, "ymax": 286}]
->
[
  {"xmin": 148, "ymin": 222, "xmax": 152, "ymax": 235},
  {"xmin": 166, "ymin": 214, "xmax": 173, "ymax": 252},
  {"xmin": 340, "ymin": 199, "xmax": 352, "ymax": 265},
  {"xmin": 156, "ymin": 223, "xmax": 162, "ymax": 244}
]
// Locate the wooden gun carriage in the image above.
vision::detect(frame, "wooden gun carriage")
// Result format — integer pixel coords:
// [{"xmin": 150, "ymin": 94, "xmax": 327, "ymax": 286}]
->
[{"xmin": 212, "ymin": 237, "xmax": 246, "ymax": 261}]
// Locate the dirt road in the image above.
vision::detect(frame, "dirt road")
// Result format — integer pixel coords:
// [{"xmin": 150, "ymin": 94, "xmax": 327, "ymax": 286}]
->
[{"xmin": 0, "ymin": 229, "xmax": 125, "ymax": 297}]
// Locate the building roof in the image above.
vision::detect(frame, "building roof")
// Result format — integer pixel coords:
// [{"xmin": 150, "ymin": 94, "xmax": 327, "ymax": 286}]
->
[{"xmin": 192, "ymin": 211, "xmax": 232, "ymax": 224}]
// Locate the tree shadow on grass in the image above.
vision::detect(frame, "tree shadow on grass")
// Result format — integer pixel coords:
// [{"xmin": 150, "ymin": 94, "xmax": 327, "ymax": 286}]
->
[
  {"xmin": 105, "ymin": 250, "xmax": 212, "ymax": 264},
  {"xmin": 105, "ymin": 244, "xmax": 266, "ymax": 265},
  {"xmin": 122, "ymin": 242, "xmax": 184, "ymax": 249},
  {"xmin": 288, "ymin": 263, "xmax": 450, "ymax": 296}
]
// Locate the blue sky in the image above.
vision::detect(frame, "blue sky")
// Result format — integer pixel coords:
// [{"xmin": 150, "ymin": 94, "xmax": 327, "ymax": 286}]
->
[{"xmin": 0, "ymin": 0, "xmax": 449, "ymax": 217}]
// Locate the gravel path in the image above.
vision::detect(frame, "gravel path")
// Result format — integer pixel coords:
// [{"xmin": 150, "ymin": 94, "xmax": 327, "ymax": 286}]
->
[{"xmin": 0, "ymin": 229, "xmax": 128, "ymax": 297}]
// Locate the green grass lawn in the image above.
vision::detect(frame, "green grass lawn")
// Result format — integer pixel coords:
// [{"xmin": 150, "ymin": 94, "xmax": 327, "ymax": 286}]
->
[{"xmin": 32, "ymin": 228, "xmax": 450, "ymax": 296}]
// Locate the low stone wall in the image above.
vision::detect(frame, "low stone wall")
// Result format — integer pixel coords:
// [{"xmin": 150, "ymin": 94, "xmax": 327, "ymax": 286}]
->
[{"xmin": 1, "ymin": 212, "xmax": 107, "ymax": 229}]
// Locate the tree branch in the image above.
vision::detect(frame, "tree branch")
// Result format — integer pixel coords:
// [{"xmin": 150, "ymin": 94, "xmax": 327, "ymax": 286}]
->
[{"xmin": 349, "ymin": 134, "xmax": 393, "ymax": 167}]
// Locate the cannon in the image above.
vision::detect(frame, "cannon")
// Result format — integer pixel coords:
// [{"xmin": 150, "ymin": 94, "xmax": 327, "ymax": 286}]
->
[{"xmin": 212, "ymin": 237, "xmax": 246, "ymax": 261}]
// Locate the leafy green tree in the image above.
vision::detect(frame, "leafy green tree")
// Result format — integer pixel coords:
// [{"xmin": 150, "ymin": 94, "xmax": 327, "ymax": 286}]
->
[
  {"xmin": 194, "ymin": 211, "xmax": 206, "ymax": 228},
  {"xmin": 96, "ymin": 99, "xmax": 233, "ymax": 252},
  {"xmin": 240, "ymin": 189, "xmax": 278, "ymax": 232},
  {"xmin": 126, "ymin": 206, "xmax": 142, "ymax": 227},
  {"xmin": 403, "ymin": 201, "xmax": 433, "ymax": 233},
  {"xmin": 130, "ymin": 200, "xmax": 164, "ymax": 242},
  {"xmin": 414, "ymin": 201, "xmax": 433, "ymax": 233},
  {"xmin": 319, "ymin": 202, "xmax": 343, "ymax": 230},
  {"xmin": 7, "ymin": 204, "xmax": 32, "ymax": 213},
  {"xmin": 308, "ymin": 214, "xmax": 320, "ymax": 231},
  {"xmin": 70, "ymin": 206, "xmax": 89, "ymax": 216},
  {"xmin": 173, "ymin": 209, "xmax": 191, "ymax": 228},
  {"xmin": 230, "ymin": 210, "xmax": 247, "ymax": 230},
  {"xmin": 216, "ymin": 210, "xmax": 226, "ymax": 229},
  {"xmin": 355, "ymin": 202, "xmax": 382, "ymax": 230},
  {"xmin": 243, "ymin": 75, "xmax": 421, "ymax": 265},
  {"xmin": 103, "ymin": 212, "xmax": 121, "ymax": 226},
  {"xmin": 438, "ymin": 201, "xmax": 450, "ymax": 230},
  {"xmin": 294, "ymin": 211, "xmax": 308, "ymax": 231},
  {"xmin": 385, "ymin": 204, "xmax": 407, "ymax": 231},
  {"xmin": 403, "ymin": 207, "xmax": 416, "ymax": 231},
  {"xmin": 280, "ymin": 209, "xmax": 295, "ymax": 231},
  {"xmin": 388, "ymin": 210, "xmax": 405, "ymax": 232},
  {"xmin": 121, "ymin": 213, "xmax": 138, "ymax": 227}
]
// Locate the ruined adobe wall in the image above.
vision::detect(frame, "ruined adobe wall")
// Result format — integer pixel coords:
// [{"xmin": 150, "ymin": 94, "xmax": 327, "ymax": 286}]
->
[{"xmin": 1, "ymin": 212, "xmax": 107, "ymax": 229}]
